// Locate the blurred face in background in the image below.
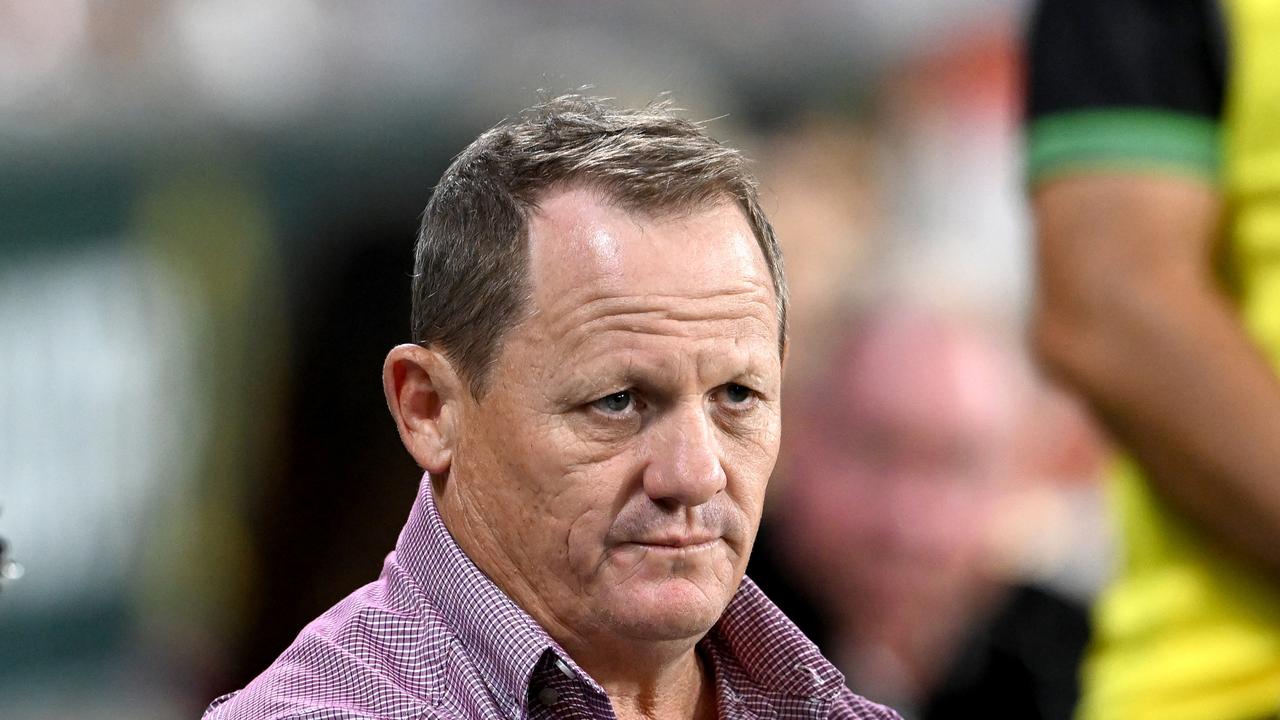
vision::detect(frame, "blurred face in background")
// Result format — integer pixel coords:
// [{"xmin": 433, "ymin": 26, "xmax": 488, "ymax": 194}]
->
[{"xmin": 774, "ymin": 308, "xmax": 1022, "ymax": 672}]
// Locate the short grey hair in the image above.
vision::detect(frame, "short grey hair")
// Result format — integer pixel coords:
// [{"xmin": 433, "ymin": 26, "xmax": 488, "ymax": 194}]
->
[{"xmin": 411, "ymin": 94, "xmax": 788, "ymax": 397}]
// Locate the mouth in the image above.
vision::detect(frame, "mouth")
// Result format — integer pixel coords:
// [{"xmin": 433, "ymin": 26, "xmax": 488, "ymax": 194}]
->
[{"xmin": 626, "ymin": 535, "xmax": 722, "ymax": 552}]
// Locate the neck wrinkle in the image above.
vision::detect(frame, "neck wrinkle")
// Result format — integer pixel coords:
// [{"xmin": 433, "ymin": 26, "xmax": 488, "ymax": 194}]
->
[{"xmin": 602, "ymin": 647, "xmax": 712, "ymax": 720}]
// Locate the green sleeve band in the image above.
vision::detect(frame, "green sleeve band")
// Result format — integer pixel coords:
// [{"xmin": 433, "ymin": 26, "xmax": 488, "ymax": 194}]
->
[{"xmin": 1026, "ymin": 109, "xmax": 1221, "ymax": 185}]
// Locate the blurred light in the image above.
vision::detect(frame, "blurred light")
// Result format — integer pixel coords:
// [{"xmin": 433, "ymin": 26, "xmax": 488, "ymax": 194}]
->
[
  {"xmin": 0, "ymin": 247, "xmax": 203, "ymax": 613},
  {"xmin": 0, "ymin": 0, "xmax": 88, "ymax": 111},
  {"xmin": 170, "ymin": 0, "xmax": 326, "ymax": 124}
]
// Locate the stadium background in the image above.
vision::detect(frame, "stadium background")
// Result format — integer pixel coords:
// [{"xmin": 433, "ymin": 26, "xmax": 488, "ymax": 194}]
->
[{"xmin": 0, "ymin": 1, "xmax": 1110, "ymax": 717}]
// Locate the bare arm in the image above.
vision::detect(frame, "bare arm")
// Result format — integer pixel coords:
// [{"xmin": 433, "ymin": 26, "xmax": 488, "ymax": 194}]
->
[{"xmin": 1033, "ymin": 172, "xmax": 1280, "ymax": 576}]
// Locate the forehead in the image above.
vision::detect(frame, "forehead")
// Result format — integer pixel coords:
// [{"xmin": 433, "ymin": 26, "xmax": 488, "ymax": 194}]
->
[{"xmin": 523, "ymin": 186, "xmax": 778, "ymax": 339}]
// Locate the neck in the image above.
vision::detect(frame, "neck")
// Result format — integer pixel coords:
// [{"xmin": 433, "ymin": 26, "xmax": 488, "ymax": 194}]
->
[
  {"xmin": 579, "ymin": 643, "xmax": 715, "ymax": 720},
  {"xmin": 524, "ymin": 572, "xmax": 718, "ymax": 719}
]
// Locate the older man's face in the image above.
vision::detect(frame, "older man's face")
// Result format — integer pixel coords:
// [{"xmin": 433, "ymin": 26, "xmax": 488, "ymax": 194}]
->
[{"xmin": 450, "ymin": 186, "xmax": 782, "ymax": 645}]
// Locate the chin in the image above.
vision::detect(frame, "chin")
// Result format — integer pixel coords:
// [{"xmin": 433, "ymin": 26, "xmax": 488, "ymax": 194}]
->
[{"xmin": 601, "ymin": 572, "xmax": 735, "ymax": 642}]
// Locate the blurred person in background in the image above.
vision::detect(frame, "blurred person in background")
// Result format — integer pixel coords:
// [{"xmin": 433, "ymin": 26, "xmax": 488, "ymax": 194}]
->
[
  {"xmin": 1027, "ymin": 1, "xmax": 1280, "ymax": 718},
  {"xmin": 749, "ymin": 300, "xmax": 1092, "ymax": 719},
  {"xmin": 205, "ymin": 95, "xmax": 901, "ymax": 720}
]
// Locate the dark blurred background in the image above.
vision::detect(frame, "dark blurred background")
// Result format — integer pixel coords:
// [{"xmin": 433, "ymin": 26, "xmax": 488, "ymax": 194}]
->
[{"xmin": 0, "ymin": 2, "xmax": 1112, "ymax": 718}]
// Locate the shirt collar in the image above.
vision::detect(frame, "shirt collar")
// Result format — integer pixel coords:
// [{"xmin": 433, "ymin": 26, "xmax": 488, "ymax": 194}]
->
[
  {"xmin": 702, "ymin": 576, "xmax": 850, "ymax": 704},
  {"xmin": 394, "ymin": 472, "xmax": 845, "ymax": 715}
]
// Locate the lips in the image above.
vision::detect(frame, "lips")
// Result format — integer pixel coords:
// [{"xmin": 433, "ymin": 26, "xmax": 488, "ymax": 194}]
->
[{"xmin": 629, "ymin": 534, "xmax": 720, "ymax": 549}]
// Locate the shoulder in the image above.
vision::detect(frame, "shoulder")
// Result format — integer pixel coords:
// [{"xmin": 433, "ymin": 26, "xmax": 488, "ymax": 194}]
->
[
  {"xmin": 201, "ymin": 577, "xmax": 453, "ymax": 720},
  {"xmin": 203, "ymin": 698, "xmax": 384, "ymax": 720},
  {"xmin": 204, "ymin": 699, "xmax": 466, "ymax": 720},
  {"xmin": 828, "ymin": 687, "xmax": 904, "ymax": 720}
]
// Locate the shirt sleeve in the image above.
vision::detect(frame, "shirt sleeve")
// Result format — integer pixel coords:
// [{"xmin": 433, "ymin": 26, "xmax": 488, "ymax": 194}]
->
[{"xmin": 1024, "ymin": 0, "xmax": 1228, "ymax": 185}]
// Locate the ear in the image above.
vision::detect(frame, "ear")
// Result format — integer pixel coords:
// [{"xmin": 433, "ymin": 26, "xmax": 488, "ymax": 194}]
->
[{"xmin": 382, "ymin": 344, "xmax": 465, "ymax": 474}]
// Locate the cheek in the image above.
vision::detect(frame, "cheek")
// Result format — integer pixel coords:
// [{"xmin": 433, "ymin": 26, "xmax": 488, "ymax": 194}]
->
[
  {"xmin": 459, "ymin": 406, "xmax": 596, "ymax": 552},
  {"xmin": 721, "ymin": 429, "xmax": 779, "ymax": 551},
  {"xmin": 727, "ymin": 408, "xmax": 781, "ymax": 481},
  {"xmin": 536, "ymin": 431, "xmax": 647, "ymax": 577},
  {"xmin": 729, "ymin": 462, "xmax": 770, "ymax": 525},
  {"xmin": 472, "ymin": 399, "xmax": 595, "ymax": 493}
]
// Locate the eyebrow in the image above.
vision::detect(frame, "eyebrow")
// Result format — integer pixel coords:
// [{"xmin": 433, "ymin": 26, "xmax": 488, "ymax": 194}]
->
[{"xmin": 556, "ymin": 342, "xmax": 779, "ymax": 398}]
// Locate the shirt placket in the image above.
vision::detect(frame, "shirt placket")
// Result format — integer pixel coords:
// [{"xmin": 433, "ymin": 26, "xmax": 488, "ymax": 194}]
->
[{"xmin": 525, "ymin": 655, "xmax": 613, "ymax": 720}]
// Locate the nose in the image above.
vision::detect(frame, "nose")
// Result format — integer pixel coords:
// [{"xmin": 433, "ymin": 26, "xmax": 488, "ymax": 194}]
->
[{"xmin": 642, "ymin": 401, "xmax": 727, "ymax": 508}]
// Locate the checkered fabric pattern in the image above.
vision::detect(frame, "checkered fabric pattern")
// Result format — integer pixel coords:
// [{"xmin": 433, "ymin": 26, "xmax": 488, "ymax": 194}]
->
[{"xmin": 204, "ymin": 474, "xmax": 901, "ymax": 719}]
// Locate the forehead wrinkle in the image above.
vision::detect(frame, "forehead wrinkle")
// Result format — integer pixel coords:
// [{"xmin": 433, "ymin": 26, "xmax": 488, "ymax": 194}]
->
[
  {"xmin": 562, "ymin": 307, "xmax": 776, "ymax": 369},
  {"xmin": 699, "ymin": 333, "xmax": 779, "ymax": 383},
  {"xmin": 541, "ymin": 285, "xmax": 777, "ymax": 349}
]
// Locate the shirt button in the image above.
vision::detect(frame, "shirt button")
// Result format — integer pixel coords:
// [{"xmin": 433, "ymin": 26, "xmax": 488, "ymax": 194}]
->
[{"xmin": 537, "ymin": 686, "xmax": 559, "ymax": 707}]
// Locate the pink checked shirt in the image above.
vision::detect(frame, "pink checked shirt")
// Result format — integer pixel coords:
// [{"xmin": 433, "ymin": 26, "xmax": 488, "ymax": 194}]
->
[{"xmin": 204, "ymin": 475, "xmax": 901, "ymax": 719}]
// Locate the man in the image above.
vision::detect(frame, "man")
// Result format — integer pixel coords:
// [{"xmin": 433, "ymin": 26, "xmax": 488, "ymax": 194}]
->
[
  {"xmin": 1026, "ymin": 1, "xmax": 1280, "ymax": 718},
  {"xmin": 204, "ymin": 95, "xmax": 900, "ymax": 720},
  {"xmin": 751, "ymin": 302, "xmax": 1088, "ymax": 719}
]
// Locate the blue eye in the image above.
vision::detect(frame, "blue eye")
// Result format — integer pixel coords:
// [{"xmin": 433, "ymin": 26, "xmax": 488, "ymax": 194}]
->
[
  {"xmin": 724, "ymin": 384, "xmax": 753, "ymax": 404},
  {"xmin": 594, "ymin": 391, "xmax": 634, "ymax": 414}
]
